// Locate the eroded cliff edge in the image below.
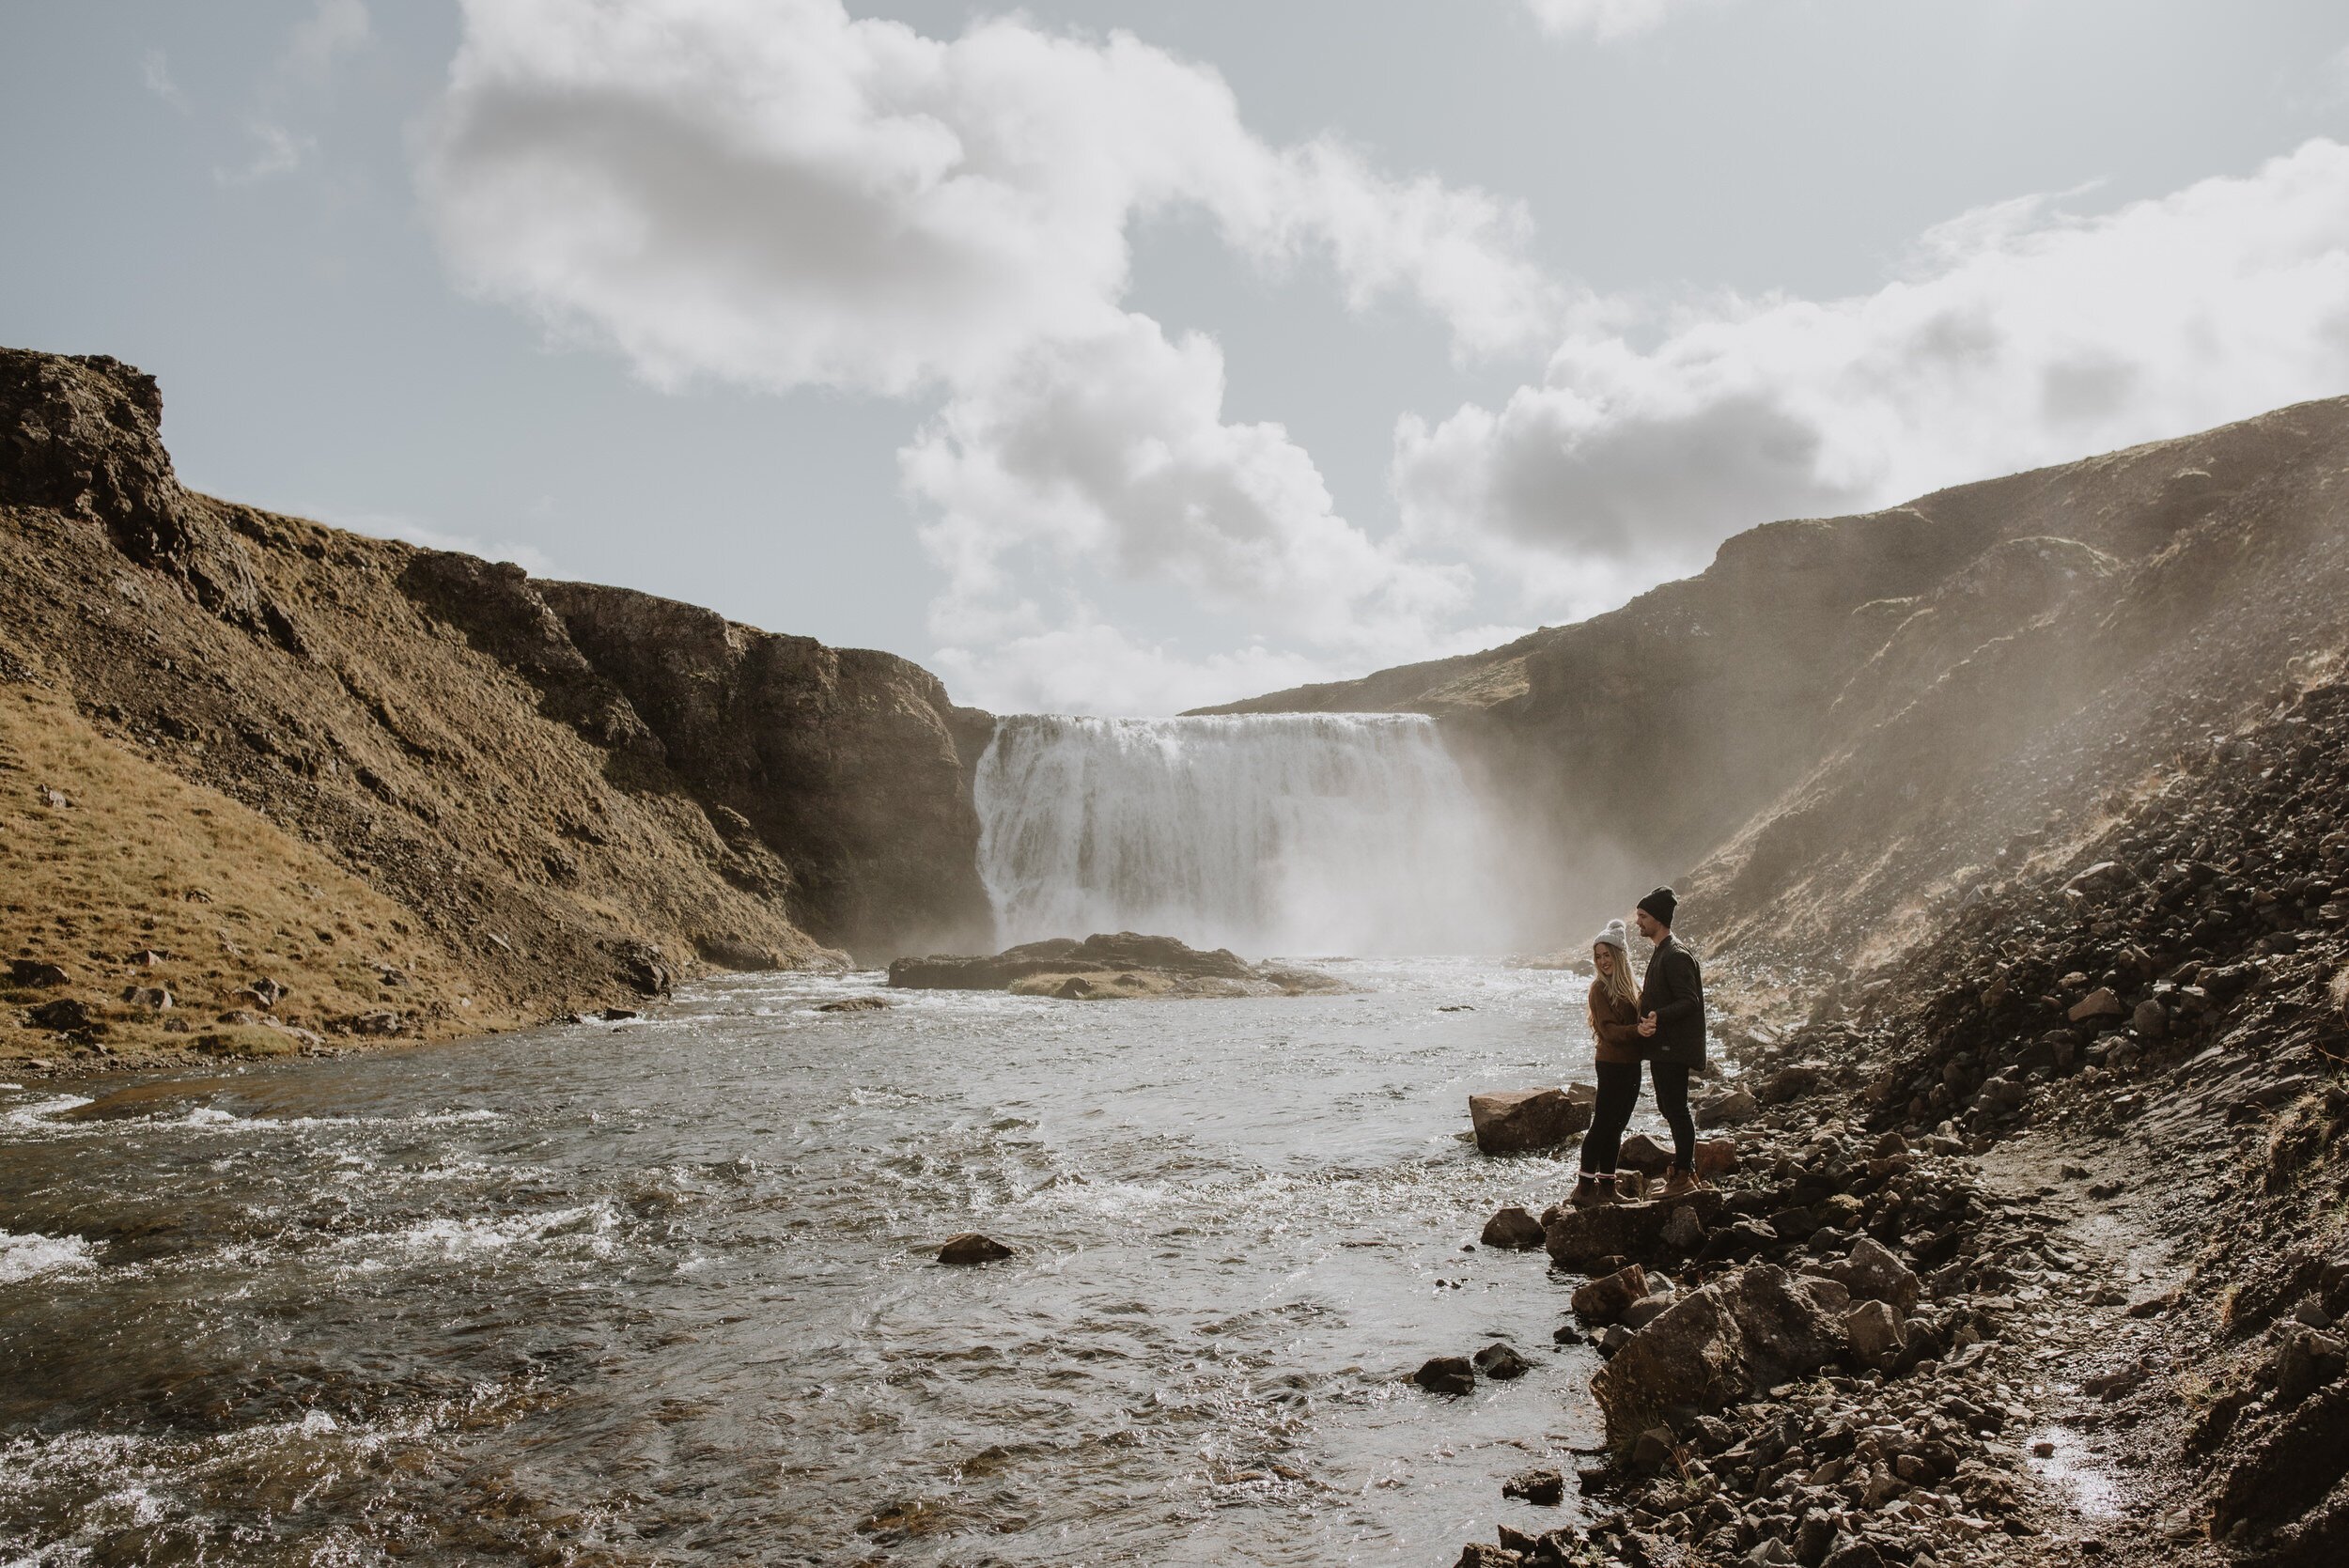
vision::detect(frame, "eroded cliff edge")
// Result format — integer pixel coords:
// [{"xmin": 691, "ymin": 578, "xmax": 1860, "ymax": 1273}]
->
[{"xmin": 0, "ymin": 348, "xmax": 991, "ymax": 1069}]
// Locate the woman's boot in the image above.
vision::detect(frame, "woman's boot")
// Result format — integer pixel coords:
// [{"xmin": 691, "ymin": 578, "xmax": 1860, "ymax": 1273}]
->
[
  {"xmin": 1662, "ymin": 1164, "xmax": 1703, "ymax": 1197},
  {"xmin": 1569, "ymin": 1172, "xmax": 1602, "ymax": 1207}
]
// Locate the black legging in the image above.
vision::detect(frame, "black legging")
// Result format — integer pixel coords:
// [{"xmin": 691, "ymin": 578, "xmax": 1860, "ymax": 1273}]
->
[
  {"xmin": 1579, "ymin": 1060, "xmax": 1641, "ymax": 1173},
  {"xmin": 1579, "ymin": 1059, "xmax": 1698, "ymax": 1174},
  {"xmin": 1650, "ymin": 1060, "xmax": 1696, "ymax": 1171}
]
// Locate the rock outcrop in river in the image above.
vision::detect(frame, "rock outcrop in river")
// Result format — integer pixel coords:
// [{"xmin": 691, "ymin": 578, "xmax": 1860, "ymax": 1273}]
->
[
  {"xmin": 888, "ymin": 931, "xmax": 1341, "ymax": 999},
  {"xmin": 0, "ymin": 347, "xmax": 991, "ymax": 1070}
]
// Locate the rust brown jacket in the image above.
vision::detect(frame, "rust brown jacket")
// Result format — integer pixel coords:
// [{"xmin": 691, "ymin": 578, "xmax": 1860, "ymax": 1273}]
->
[{"xmin": 1589, "ymin": 978, "xmax": 1644, "ymax": 1064}]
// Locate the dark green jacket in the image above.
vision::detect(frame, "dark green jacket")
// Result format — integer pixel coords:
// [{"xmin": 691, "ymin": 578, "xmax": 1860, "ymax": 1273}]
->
[{"xmin": 1638, "ymin": 937, "xmax": 1706, "ymax": 1068}]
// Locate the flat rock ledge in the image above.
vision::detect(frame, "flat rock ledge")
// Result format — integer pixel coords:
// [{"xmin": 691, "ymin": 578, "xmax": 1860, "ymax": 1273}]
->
[{"xmin": 887, "ymin": 932, "xmax": 1342, "ymax": 1000}]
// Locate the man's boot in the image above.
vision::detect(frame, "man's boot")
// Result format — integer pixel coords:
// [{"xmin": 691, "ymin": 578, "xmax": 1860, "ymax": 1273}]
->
[{"xmin": 1662, "ymin": 1165, "xmax": 1703, "ymax": 1197}]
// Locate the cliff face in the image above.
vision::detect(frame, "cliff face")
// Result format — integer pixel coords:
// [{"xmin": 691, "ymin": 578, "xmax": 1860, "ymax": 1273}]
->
[
  {"xmin": 1207, "ymin": 396, "xmax": 2349, "ymax": 963},
  {"xmin": 0, "ymin": 348, "xmax": 989, "ymax": 1069}
]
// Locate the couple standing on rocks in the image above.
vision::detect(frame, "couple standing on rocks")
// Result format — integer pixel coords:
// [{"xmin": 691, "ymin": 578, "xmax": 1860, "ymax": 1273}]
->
[{"xmin": 1573, "ymin": 886, "xmax": 1707, "ymax": 1206}]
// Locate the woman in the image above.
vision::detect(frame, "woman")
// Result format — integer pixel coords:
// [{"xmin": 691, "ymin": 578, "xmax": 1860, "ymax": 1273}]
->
[{"xmin": 1572, "ymin": 919, "xmax": 1645, "ymax": 1206}]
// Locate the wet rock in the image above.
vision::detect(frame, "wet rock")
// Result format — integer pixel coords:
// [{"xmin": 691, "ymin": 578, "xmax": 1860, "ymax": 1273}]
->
[
  {"xmin": 8, "ymin": 960, "xmax": 70, "ymax": 986},
  {"xmin": 816, "ymin": 996, "xmax": 893, "ymax": 1013},
  {"xmin": 1473, "ymin": 1342, "xmax": 1532, "ymax": 1381},
  {"xmin": 1697, "ymin": 1086, "xmax": 1760, "ymax": 1126},
  {"xmin": 1454, "ymin": 1546, "xmax": 1520, "ymax": 1568},
  {"xmin": 1572, "ymin": 1264, "xmax": 1651, "ymax": 1325},
  {"xmin": 1589, "ymin": 1264, "xmax": 1846, "ymax": 1440},
  {"xmin": 1822, "ymin": 1237, "xmax": 1921, "ymax": 1315},
  {"xmin": 1415, "ymin": 1356, "xmax": 1476, "ymax": 1395},
  {"xmin": 597, "ymin": 1006, "xmax": 640, "ymax": 1021},
  {"xmin": 614, "ymin": 939, "xmax": 674, "ymax": 996},
  {"xmin": 1469, "ymin": 1087, "xmax": 1593, "ymax": 1154},
  {"xmin": 1481, "ymin": 1205, "xmax": 1548, "ymax": 1250},
  {"xmin": 1501, "ymin": 1467, "xmax": 1564, "ymax": 1505},
  {"xmin": 693, "ymin": 934, "xmax": 780, "ymax": 971},
  {"xmin": 1546, "ymin": 1191, "xmax": 1725, "ymax": 1270},
  {"xmin": 937, "ymin": 1233, "xmax": 1015, "ymax": 1265}
]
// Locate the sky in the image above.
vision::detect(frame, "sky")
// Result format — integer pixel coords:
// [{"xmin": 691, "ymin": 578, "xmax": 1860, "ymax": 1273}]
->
[{"xmin": 7, "ymin": 1, "xmax": 2349, "ymax": 715}]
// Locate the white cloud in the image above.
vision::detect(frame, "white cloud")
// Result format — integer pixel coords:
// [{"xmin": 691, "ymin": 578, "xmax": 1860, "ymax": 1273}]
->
[
  {"xmin": 1520, "ymin": 0, "xmax": 1713, "ymax": 41},
  {"xmin": 287, "ymin": 0, "xmax": 373, "ymax": 84},
  {"xmin": 420, "ymin": 0, "xmax": 1555, "ymax": 711},
  {"xmin": 216, "ymin": 120, "xmax": 316, "ymax": 185},
  {"xmin": 1396, "ymin": 138, "xmax": 2349, "ymax": 610},
  {"xmin": 140, "ymin": 48, "xmax": 187, "ymax": 110}
]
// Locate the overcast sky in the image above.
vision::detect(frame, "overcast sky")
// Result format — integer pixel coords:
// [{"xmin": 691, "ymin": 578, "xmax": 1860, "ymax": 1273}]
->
[{"xmin": 8, "ymin": 1, "xmax": 2349, "ymax": 713}]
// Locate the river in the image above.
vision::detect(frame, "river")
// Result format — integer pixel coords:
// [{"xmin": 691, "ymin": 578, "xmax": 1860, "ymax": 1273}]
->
[{"xmin": 0, "ymin": 959, "xmax": 1641, "ymax": 1567}]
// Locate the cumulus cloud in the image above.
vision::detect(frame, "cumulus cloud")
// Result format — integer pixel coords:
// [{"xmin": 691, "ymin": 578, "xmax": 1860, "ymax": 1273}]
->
[
  {"xmin": 1520, "ymin": 0, "xmax": 1714, "ymax": 40},
  {"xmin": 421, "ymin": 0, "xmax": 1552, "ymax": 710},
  {"xmin": 1397, "ymin": 138, "xmax": 2349, "ymax": 611}
]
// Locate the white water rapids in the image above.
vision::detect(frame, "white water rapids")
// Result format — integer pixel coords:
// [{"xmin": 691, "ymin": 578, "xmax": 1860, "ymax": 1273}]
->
[{"xmin": 973, "ymin": 713, "xmax": 1514, "ymax": 955}]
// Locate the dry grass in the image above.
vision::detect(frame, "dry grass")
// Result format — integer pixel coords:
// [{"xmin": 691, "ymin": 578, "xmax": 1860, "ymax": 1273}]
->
[{"xmin": 0, "ymin": 679, "xmax": 504, "ymax": 1070}]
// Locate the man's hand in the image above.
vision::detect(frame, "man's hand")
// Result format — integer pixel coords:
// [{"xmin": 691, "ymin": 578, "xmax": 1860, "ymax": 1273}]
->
[{"xmin": 1638, "ymin": 1013, "xmax": 1658, "ymax": 1037}]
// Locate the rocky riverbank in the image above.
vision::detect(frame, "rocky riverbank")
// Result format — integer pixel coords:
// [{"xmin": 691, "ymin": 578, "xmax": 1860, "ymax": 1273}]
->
[{"xmin": 1446, "ymin": 671, "xmax": 2349, "ymax": 1566}]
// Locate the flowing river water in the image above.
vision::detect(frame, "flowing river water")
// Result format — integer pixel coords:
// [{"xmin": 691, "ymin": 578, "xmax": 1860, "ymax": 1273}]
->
[{"xmin": 0, "ymin": 960, "xmax": 1653, "ymax": 1567}]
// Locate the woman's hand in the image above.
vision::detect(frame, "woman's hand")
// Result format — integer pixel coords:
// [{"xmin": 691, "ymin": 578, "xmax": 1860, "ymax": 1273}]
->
[{"xmin": 1637, "ymin": 1013, "xmax": 1658, "ymax": 1037}]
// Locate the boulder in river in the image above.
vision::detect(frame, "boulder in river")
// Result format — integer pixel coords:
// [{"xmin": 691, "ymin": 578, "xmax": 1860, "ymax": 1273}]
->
[
  {"xmin": 937, "ymin": 1233, "xmax": 1015, "ymax": 1265},
  {"xmin": 1472, "ymin": 1342, "xmax": 1532, "ymax": 1380},
  {"xmin": 1501, "ymin": 1467, "xmax": 1565, "ymax": 1505},
  {"xmin": 888, "ymin": 932, "xmax": 1338, "ymax": 999},
  {"xmin": 1414, "ymin": 1355, "xmax": 1475, "ymax": 1395},
  {"xmin": 1480, "ymin": 1205, "xmax": 1547, "ymax": 1250},
  {"xmin": 1469, "ymin": 1087, "xmax": 1592, "ymax": 1154}
]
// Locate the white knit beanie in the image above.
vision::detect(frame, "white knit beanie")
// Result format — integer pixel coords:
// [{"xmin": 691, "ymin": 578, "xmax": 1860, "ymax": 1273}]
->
[{"xmin": 1593, "ymin": 919, "xmax": 1630, "ymax": 955}]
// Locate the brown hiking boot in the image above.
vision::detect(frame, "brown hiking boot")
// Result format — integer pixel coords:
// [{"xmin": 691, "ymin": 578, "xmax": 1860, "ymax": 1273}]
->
[
  {"xmin": 1569, "ymin": 1173, "xmax": 1605, "ymax": 1208},
  {"xmin": 1662, "ymin": 1166, "xmax": 1704, "ymax": 1197}
]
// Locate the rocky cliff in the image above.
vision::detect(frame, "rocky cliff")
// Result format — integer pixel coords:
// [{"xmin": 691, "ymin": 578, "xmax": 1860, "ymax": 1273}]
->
[
  {"xmin": 1206, "ymin": 396, "xmax": 2349, "ymax": 969},
  {"xmin": 0, "ymin": 348, "xmax": 990, "ymax": 1070}
]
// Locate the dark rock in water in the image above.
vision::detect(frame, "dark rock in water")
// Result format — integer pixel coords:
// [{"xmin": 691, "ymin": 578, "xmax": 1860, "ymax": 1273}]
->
[
  {"xmin": 1469, "ymin": 1087, "xmax": 1591, "ymax": 1154},
  {"xmin": 937, "ymin": 1233, "xmax": 1014, "ymax": 1265},
  {"xmin": 1551, "ymin": 1321, "xmax": 1585, "ymax": 1345},
  {"xmin": 8, "ymin": 959, "xmax": 70, "ymax": 987},
  {"xmin": 1414, "ymin": 1356, "xmax": 1475, "ymax": 1395},
  {"xmin": 1480, "ymin": 1205, "xmax": 1547, "ymax": 1250},
  {"xmin": 597, "ymin": 1006, "xmax": 640, "ymax": 1021},
  {"xmin": 1545, "ymin": 1191, "xmax": 1724, "ymax": 1270},
  {"xmin": 55, "ymin": 1078, "xmax": 234, "ymax": 1122},
  {"xmin": 1472, "ymin": 1342, "xmax": 1532, "ymax": 1380},
  {"xmin": 613, "ymin": 940, "xmax": 674, "ymax": 996},
  {"xmin": 887, "ymin": 932, "xmax": 1330, "ymax": 998},
  {"xmin": 1501, "ymin": 1467, "xmax": 1565, "ymax": 1505},
  {"xmin": 816, "ymin": 996, "xmax": 892, "ymax": 1013}
]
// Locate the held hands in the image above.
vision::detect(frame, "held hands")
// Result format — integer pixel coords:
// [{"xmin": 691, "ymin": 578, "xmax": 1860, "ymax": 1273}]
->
[{"xmin": 1637, "ymin": 1013, "xmax": 1658, "ymax": 1037}]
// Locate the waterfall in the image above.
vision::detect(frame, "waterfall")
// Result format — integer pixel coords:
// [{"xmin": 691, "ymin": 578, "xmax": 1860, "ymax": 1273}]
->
[{"xmin": 973, "ymin": 713, "xmax": 1512, "ymax": 956}]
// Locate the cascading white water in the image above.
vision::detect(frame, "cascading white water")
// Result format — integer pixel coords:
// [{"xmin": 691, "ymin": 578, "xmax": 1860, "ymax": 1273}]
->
[{"xmin": 973, "ymin": 713, "xmax": 1513, "ymax": 956}]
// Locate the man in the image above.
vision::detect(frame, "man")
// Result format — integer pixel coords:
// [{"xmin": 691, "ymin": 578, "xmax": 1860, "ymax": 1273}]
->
[{"xmin": 1633, "ymin": 886, "xmax": 1707, "ymax": 1194}]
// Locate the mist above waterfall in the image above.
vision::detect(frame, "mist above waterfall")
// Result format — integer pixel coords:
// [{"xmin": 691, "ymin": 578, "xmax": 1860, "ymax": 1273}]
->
[{"xmin": 974, "ymin": 714, "xmax": 1519, "ymax": 956}]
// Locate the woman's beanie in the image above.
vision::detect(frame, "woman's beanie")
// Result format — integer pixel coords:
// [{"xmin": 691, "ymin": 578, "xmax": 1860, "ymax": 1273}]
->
[
  {"xmin": 1638, "ymin": 886, "xmax": 1678, "ymax": 927},
  {"xmin": 1594, "ymin": 918, "xmax": 1629, "ymax": 955}
]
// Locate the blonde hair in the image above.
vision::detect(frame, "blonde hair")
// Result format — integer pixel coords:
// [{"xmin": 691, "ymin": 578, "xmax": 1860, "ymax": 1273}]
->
[{"xmin": 1594, "ymin": 942, "xmax": 1639, "ymax": 1010}]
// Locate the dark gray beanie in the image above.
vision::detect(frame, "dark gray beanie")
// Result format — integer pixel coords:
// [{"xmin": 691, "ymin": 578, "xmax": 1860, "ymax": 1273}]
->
[{"xmin": 1638, "ymin": 887, "xmax": 1678, "ymax": 927}]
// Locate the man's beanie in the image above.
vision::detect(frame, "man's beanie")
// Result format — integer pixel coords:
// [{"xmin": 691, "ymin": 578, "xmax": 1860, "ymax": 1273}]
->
[{"xmin": 1638, "ymin": 887, "xmax": 1678, "ymax": 927}]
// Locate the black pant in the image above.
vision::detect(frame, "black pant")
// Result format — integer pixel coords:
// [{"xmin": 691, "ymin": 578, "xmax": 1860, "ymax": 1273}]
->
[
  {"xmin": 1650, "ymin": 1060, "xmax": 1696, "ymax": 1170},
  {"xmin": 1579, "ymin": 1060, "xmax": 1642, "ymax": 1173}
]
